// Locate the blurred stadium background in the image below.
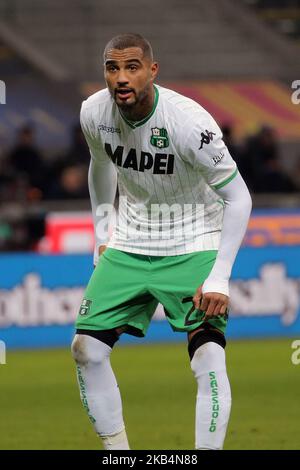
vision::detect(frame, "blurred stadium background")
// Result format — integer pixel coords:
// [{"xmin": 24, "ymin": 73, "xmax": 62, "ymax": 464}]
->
[{"xmin": 0, "ymin": 0, "xmax": 300, "ymax": 450}]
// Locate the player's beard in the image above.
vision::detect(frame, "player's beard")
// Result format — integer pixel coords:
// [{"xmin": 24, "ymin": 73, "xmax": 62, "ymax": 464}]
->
[{"xmin": 114, "ymin": 83, "xmax": 153, "ymax": 120}]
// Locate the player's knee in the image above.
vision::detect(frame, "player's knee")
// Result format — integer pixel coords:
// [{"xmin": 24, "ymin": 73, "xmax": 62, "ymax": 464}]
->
[
  {"xmin": 71, "ymin": 334, "xmax": 89, "ymax": 365},
  {"xmin": 71, "ymin": 334, "xmax": 111, "ymax": 366},
  {"xmin": 190, "ymin": 342, "xmax": 226, "ymax": 378}
]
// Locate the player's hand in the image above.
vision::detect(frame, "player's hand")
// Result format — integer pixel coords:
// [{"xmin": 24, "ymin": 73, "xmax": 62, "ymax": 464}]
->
[
  {"xmin": 93, "ymin": 245, "xmax": 107, "ymax": 269},
  {"xmin": 98, "ymin": 245, "xmax": 107, "ymax": 257},
  {"xmin": 193, "ymin": 285, "xmax": 229, "ymax": 322}
]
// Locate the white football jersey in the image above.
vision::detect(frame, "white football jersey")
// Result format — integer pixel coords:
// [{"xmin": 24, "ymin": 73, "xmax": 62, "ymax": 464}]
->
[{"xmin": 80, "ymin": 84, "xmax": 237, "ymax": 256}]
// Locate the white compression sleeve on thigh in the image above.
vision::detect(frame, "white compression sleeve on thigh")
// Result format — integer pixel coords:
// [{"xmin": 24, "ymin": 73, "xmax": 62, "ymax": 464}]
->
[
  {"xmin": 190, "ymin": 342, "xmax": 232, "ymax": 450},
  {"xmin": 71, "ymin": 334, "xmax": 129, "ymax": 449}
]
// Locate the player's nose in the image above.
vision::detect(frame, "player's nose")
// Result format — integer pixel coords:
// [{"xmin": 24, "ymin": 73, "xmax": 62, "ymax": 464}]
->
[
  {"xmin": 116, "ymin": 71, "xmax": 129, "ymax": 86},
  {"xmin": 117, "ymin": 79, "xmax": 129, "ymax": 87}
]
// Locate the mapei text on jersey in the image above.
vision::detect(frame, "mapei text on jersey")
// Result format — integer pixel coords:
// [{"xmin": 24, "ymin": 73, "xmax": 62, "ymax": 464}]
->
[{"xmin": 105, "ymin": 143, "xmax": 175, "ymax": 174}]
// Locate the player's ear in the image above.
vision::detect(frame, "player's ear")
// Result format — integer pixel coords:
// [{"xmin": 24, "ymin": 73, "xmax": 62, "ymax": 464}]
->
[{"xmin": 151, "ymin": 62, "xmax": 159, "ymax": 80}]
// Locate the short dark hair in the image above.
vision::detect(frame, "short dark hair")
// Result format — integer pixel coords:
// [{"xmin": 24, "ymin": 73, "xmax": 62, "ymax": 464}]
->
[{"xmin": 103, "ymin": 33, "xmax": 153, "ymax": 62}]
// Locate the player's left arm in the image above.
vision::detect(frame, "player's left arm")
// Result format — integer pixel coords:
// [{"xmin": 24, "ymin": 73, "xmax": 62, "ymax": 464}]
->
[
  {"xmin": 194, "ymin": 172, "xmax": 252, "ymax": 320},
  {"xmin": 185, "ymin": 112, "xmax": 252, "ymax": 319}
]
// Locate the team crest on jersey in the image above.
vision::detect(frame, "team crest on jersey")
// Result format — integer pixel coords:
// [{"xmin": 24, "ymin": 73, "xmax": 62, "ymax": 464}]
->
[
  {"xmin": 79, "ymin": 299, "xmax": 92, "ymax": 316},
  {"xmin": 150, "ymin": 127, "xmax": 169, "ymax": 148}
]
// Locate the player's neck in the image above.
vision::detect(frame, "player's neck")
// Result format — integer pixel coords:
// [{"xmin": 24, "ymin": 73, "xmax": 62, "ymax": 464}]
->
[{"xmin": 119, "ymin": 85, "xmax": 156, "ymax": 123}]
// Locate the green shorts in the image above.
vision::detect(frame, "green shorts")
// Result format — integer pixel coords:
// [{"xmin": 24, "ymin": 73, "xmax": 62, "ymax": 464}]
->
[{"xmin": 75, "ymin": 248, "xmax": 228, "ymax": 337}]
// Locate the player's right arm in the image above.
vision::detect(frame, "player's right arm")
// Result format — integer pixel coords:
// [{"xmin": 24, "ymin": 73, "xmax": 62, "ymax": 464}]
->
[{"xmin": 80, "ymin": 101, "xmax": 117, "ymax": 265}]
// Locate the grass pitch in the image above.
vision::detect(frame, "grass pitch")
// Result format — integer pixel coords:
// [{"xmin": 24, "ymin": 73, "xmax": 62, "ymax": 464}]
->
[{"xmin": 0, "ymin": 338, "xmax": 299, "ymax": 449}]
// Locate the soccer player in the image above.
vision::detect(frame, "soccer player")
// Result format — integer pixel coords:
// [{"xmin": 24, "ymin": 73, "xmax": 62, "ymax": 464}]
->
[{"xmin": 71, "ymin": 33, "xmax": 252, "ymax": 450}]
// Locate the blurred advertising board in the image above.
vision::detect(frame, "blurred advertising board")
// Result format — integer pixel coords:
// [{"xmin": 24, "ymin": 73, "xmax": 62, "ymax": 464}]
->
[{"xmin": 0, "ymin": 244, "xmax": 299, "ymax": 349}]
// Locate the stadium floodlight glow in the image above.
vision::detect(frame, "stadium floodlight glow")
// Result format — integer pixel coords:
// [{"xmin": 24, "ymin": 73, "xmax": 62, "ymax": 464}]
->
[
  {"xmin": 0, "ymin": 340, "xmax": 6, "ymax": 364},
  {"xmin": 0, "ymin": 80, "xmax": 6, "ymax": 104}
]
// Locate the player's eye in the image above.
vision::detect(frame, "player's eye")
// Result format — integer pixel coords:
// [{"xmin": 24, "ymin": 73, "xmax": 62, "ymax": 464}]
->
[
  {"xmin": 107, "ymin": 65, "xmax": 117, "ymax": 72},
  {"xmin": 128, "ymin": 64, "xmax": 138, "ymax": 71}
]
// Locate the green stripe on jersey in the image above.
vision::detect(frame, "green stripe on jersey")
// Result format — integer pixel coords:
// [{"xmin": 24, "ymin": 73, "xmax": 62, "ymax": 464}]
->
[{"xmin": 212, "ymin": 168, "xmax": 238, "ymax": 190}]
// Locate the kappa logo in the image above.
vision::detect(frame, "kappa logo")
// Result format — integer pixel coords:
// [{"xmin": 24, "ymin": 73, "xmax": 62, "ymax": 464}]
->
[
  {"xmin": 150, "ymin": 127, "xmax": 169, "ymax": 148},
  {"xmin": 199, "ymin": 129, "xmax": 216, "ymax": 150},
  {"xmin": 79, "ymin": 299, "xmax": 92, "ymax": 316},
  {"xmin": 98, "ymin": 124, "xmax": 121, "ymax": 134}
]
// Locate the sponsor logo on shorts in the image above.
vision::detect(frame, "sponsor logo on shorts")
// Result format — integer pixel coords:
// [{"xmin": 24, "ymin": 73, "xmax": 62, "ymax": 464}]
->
[{"xmin": 79, "ymin": 299, "xmax": 92, "ymax": 316}]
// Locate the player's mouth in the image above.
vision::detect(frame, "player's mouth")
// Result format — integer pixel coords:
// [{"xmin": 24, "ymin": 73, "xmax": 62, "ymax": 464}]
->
[{"xmin": 115, "ymin": 88, "xmax": 134, "ymax": 101}]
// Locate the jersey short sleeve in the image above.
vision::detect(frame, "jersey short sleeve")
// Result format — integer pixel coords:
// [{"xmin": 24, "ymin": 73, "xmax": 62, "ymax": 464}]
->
[{"xmin": 184, "ymin": 111, "xmax": 238, "ymax": 189}]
